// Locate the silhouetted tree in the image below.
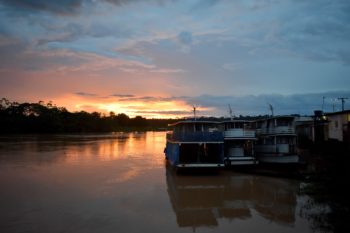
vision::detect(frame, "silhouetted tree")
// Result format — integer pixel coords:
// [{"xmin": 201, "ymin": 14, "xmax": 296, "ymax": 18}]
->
[{"xmin": 0, "ymin": 99, "xmax": 176, "ymax": 133}]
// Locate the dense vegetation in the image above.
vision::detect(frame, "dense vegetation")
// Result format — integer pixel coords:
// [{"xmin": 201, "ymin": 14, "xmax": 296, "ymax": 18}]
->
[{"xmin": 0, "ymin": 98, "xmax": 178, "ymax": 133}]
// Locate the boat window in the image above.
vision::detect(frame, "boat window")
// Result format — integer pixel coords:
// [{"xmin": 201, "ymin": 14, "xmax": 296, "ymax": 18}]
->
[
  {"xmin": 277, "ymin": 137, "xmax": 288, "ymax": 144},
  {"xmin": 195, "ymin": 123, "xmax": 202, "ymax": 131},
  {"xmin": 276, "ymin": 136, "xmax": 295, "ymax": 144},
  {"xmin": 277, "ymin": 118, "xmax": 291, "ymax": 126},
  {"xmin": 256, "ymin": 121, "xmax": 262, "ymax": 128},
  {"xmin": 264, "ymin": 137, "xmax": 274, "ymax": 145}
]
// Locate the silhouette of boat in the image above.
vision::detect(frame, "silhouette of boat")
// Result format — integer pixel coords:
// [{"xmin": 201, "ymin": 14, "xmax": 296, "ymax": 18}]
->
[
  {"xmin": 255, "ymin": 116, "xmax": 299, "ymax": 163},
  {"xmin": 164, "ymin": 120, "xmax": 225, "ymax": 169}
]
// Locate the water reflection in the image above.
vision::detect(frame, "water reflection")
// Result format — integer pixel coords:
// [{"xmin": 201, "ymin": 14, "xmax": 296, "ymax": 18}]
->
[
  {"xmin": 0, "ymin": 132, "xmax": 326, "ymax": 233},
  {"xmin": 166, "ymin": 166, "xmax": 299, "ymax": 230},
  {"xmin": 0, "ymin": 132, "xmax": 165, "ymax": 166}
]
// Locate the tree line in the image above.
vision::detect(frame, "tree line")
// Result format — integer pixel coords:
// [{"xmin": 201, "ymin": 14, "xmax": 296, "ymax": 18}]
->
[{"xmin": 0, "ymin": 98, "xmax": 177, "ymax": 133}]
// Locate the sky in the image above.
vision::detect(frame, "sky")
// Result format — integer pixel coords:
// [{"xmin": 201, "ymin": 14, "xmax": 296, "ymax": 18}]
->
[{"xmin": 0, "ymin": 0, "xmax": 349, "ymax": 118}]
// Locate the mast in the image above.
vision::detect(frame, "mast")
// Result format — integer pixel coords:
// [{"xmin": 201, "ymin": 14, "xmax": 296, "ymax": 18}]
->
[
  {"xmin": 268, "ymin": 103, "xmax": 274, "ymax": 116},
  {"xmin": 193, "ymin": 105, "xmax": 197, "ymax": 121},
  {"xmin": 228, "ymin": 104, "xmax": 233, "ymax": 121},
  {"xmin": 338, "ymin": 97, "xmax": 348, "ymax": 111}
]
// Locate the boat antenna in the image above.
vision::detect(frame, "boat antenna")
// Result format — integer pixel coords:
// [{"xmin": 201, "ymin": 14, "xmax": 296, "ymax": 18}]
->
[
  {"xmin": 193, "ymin": 105, "xmax": 197, "ymax": 120},
  {"xmin": 338, "ymin": 97, "xmax": 348, "ymax": 111},
  {"xmin": 228, "ymin": 104, "xmax": 233, "ymax": 121},
  {"xmin": 322, "ymin": 96, "xmax": 325, "ymax": 111},
  {"xmin": 268, "ymin": 103, "xmax": 274, "ymax": 116}
]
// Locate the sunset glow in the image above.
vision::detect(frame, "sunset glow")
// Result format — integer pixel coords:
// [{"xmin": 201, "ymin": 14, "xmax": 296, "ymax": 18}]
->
[
  {"xmin": 74, "ymin": 98, "xmax": 194, "ymax": 119},
  {"xmin": 51, "ymin": 93, "xmax": 201, "ymax": 119},
  {"xmin": 0, "ymin": 0, "xmax": 349, "ymax": 117}
]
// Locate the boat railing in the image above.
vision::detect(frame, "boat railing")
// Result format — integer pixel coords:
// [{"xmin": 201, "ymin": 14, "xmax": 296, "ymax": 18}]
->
[
  {"xmin": 256, "ymin": 126, "xmax": 295, "ymax": 135},
  {"xmin": 224, "ymin": 128, "xmax": 255, "ymax": 138},
  {"xmin": 255, "ymin": 144, "xmax": 295, "ymax": 154},
  {"xmin": 166, "ymin": 131, "xmax": 223, "ymax": 142}
]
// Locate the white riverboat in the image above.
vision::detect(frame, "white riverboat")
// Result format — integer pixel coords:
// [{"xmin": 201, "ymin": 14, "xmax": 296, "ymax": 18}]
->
[
  {"xmin": 255, "ymin": 116, "xmax": 299, "ymax": 164},
  {"xmin": 221, "ymin": 120, "xmax": 258, "ymax": 166}
]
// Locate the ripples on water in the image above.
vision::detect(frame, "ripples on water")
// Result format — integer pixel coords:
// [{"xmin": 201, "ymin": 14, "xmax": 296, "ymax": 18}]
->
[{"xmin": 0, "ymin": 132, "xmax": 328, "ymax": 233}]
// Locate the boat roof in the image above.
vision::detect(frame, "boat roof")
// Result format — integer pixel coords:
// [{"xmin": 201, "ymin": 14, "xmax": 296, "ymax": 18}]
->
[
  {"xmin": 325, "ymin": 110, "xmax": 350, "ymax": 116},
  {"xmin": 168, "ymin": 120, "xmax": 220, "ymax": 127},
  {"xmin": 255, "ymin": 115, "xmax": 296, "ymax": 122},
  {"xmin": 221, "ymin": 120, "xmax": 254, "ymax": 123}
]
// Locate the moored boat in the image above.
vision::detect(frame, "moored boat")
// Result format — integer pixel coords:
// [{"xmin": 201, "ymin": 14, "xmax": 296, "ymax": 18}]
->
[
  {"xmin": 164, "ymin": 120, "xmax": 225, "ymax": 169},
  {"xmin": 255, "ymin": 116, "xmax": 299, "ymax": 164},
  {"xmin": 221, "ymin": 120, "xmax": 258, "ymax": 166}
]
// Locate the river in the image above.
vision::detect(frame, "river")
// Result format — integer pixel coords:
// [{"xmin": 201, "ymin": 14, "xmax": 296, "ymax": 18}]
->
[{"xmin": 0, "ymin": 132, "xmax": 329, "ymax": 233}]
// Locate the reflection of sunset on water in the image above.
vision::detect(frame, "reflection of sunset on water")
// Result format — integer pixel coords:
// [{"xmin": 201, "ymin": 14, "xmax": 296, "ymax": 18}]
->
[
  {"xmin": 0, "ymin": 132, "xmax": 328, "ymax": 233},
  {"xmin": 55, "ymin": 132, "xmax": 167, "ymax": 165}
]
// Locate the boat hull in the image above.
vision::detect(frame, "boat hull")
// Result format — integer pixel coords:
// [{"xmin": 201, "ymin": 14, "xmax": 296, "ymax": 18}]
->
[
  {"xmin": 225, "ymin": 156, "xmax": 259, "ymax": 166},
  {"xmin": 257, "ymin": 154, "xmax": 299, "ymax": 164},
  {"xmin": 165, "ymin": 141, "xmax": 224, "ymax": 168}
]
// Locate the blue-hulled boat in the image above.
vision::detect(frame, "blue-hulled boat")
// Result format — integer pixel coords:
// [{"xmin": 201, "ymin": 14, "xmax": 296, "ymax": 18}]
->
[{"xmin": 164, "ymin": 120, "xmax": 225, "ymax": 169}]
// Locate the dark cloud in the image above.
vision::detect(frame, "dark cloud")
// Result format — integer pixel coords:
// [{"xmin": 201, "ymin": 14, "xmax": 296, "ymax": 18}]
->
[
  {"xmin": 0, "ymin": 37, "xmax": 88, "ymax": 71},
  {"xmin": 103, "ymin": 0, "xmax": 140, "ymax": 5},
  {"xmin": 0, "ymin": 36, "xmax": 27, "ymax": 69},
  {"xmin": 108, "ymin": 91, "xmax": 350, "ymax": 116},
  {"xmin": 0, "ymin": 0, "xmax": 175, "ymax": 15},
  {"xmin": 247, "ymin": 0, "xmax": 279, "ymax": 10},
  {"xmin": 104, "ymin": 0, "xmax": 175, "ymax": 6},
  {"xmin": 117, "ymin": 96, "xmax": 167, "ymax": 102},
  {"xmin": 0, "ymin": 0, "xmax": 85, "ymax": 15},
  {"xmin": 275, "ymin": 1, "xmax": 350, "ymax": 65},
  {"xmin": 110, "ymin": 94, "xmax": 135, "ymax": 98},
  {"xmin": 135, "ymin": 110, "xmax": 191, "ymax": 115},
  {"xmin": 36, "ymin": 23, "xmax": 84, "ymax": 45},
  {"xmin": 189, "ymin": 0, "xmax": 221, "ymax": 12},
  {"xmin": 75, "ymin": 92, "xmax": 97, "ymax": 97},
  {"xmin": 185, "ymin": 91, "xmax": 350, "ymax": 116},
  {"xmin": 34, "ymin": 21, "xmax": 132, "ymax": 47},
  {"xmin": 177, "ymin": 31, "xmax": 192, "ymax": 45}
]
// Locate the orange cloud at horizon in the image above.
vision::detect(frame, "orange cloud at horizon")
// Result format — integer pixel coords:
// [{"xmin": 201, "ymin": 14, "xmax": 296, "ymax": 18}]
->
[
  {"xmin": 52, "ymin": 94, "xmax": 202, "ymax": 119},
  {"xmin": 0, "ymin": 48, "xmax": 198, "ymax": 119}
]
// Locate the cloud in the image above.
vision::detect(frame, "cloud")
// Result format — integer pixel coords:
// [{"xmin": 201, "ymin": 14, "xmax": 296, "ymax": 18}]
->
[
  {"xmin": 36, "ymin": 23, "xmax": 84, "ymax": 45},
  {"xmin": 177, "ymin": 31, "xmax": 192, "ymax": 45},
  {"xmin": 263, "ymin": 1, "xmax": 350, "ymax": 65},
  {"xmin": 116, "ymin": 96, "xmax": 164, "ymax": 102},
  {"xmin": 110, "ymin": 94, "xmax": 135, "ymax": 98},
  {"xmin": 190, "ymin": 0, "xmax": 221, "ymax": 11},
  {"xmin": 134, "ymin": 110, "xmax": 191, "ymax": 116},
  {"xmin": 114, "ymin": 95, "xmax": 189, "ymax": 103},
  {"xmin": 0, "ymin": 0, "xmax": 85, "ymax": 15},
  {"xmin": 77, "ymin": 91, "xmax": 350, "ymax": 117},
  {"xmin": 0, "ymin": 0, "xmax": 349, "ymax": 108},
  {"xmin": 0, "ymin": 0, "xmax": 176, "ymax": 15},
  {"xmin": 184, "ymin": 91, "xmax": 350, "ymax": 116},
  {"xmin": 222, "ymin": 63, "xmax": 238, "ymax": 71},
  {"xmin": 75, "ymin": 92, "xmax": 97, "ymax": 97},
  {"xmin": 0, "ymin": 44, "xmax": 89, "ymax": 71},
  {"xmin": 104, "ymin": 0, "xmax": 176, "ymax": 7},
  {"xmin": 0, "ymin": 36, "xmax": 28, "ymax": 70},
  {"xmin": 176, "ymin": 31, "xmax": 193, "ymax": 53},
  {"xmin": 150, "ymin": 68, "xmax": 185, "ymax": 73}
]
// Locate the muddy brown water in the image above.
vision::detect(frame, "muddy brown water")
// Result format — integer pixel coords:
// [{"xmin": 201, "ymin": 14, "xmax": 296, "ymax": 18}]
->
[{"xmin": 0, "ymin": 132, "xmax": 327, "ymax": 233}]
